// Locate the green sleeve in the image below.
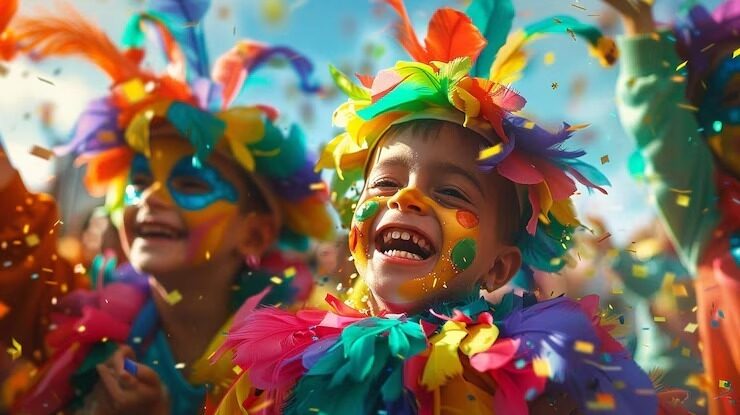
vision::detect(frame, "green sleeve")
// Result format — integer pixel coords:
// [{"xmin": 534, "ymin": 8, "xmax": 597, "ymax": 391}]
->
[{"xmin": 615, "ymin": 31, "xmax": 719, "ymax": 273}]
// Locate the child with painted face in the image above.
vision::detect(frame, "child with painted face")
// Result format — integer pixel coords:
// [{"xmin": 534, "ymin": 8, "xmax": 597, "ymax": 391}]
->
[
  {"xmin": 214, "ymin": 1, "xmax": 666, "ymax": 414},
  {"xmin": 602, "ymin": 1, "xmax": 739, "ymax": 412},
  {"xmin": 5, "ymin": 2, "xmax": 335, "ymax": 414}
]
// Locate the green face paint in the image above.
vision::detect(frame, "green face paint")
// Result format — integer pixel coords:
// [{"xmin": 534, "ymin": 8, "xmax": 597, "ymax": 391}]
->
[
  {"xmin": 451, "ymin": 238, "xmax": 476, "ymax": 271},
  {"xmin": 355, "ymin": 200, "xmax": 379, "ymax": 222}
]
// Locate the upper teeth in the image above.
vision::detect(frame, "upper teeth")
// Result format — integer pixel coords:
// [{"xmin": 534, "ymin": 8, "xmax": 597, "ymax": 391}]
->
[
  {"xmin": 380, "ymin": 228, "xmax": 432, "ymax": 252},
  {"xmin": 138, "ymin": 224, "xmax": 178, "ymax": 237}
]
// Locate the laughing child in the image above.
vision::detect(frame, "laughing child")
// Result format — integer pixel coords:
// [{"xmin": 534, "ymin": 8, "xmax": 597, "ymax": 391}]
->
[
  {"xmin": 212, "ymin": 1, "xmax": 667, "ymax": 414},
  {"xmin": 3, "ymin": 1, "xmax": 335, "ymax": 413},
  {"xmin": 602, "ymin": 0, "xmax": 739, "ymax": 412}
]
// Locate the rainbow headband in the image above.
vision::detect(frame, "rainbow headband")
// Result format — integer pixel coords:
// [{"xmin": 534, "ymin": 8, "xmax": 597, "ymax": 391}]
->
[
  {"xmin": 7, "ymin": 1, "xmax": 335, "ymax": 249},
  {"xmin": 319, "ymin": 0, "xmax": 613, "ymax": 271}
]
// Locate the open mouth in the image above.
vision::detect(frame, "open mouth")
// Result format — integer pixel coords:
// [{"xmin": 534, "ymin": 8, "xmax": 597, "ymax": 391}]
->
[
  {"xmin": 375, "ymin": 227, "xmax": 436, "ymax": 261},
  {"xmin": 135, "ymin": 222, "xmax": 187, "ymax": 240}
]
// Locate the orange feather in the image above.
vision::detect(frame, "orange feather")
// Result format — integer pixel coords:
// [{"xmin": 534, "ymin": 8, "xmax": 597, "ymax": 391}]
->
[
  {"xmin": 0, "ymin": 0, "xmax": 17, "ymax": 33},
  {"xmin": 13, "ymin": 4, "xmax": 140, "ymax": 83},
  {"xmin": 424, "ymin": 8, "xmax": 487, "ymax": 64},
  {"xmin": 384, "ymin": 0, "xmax": 428, "ymax": 62}
]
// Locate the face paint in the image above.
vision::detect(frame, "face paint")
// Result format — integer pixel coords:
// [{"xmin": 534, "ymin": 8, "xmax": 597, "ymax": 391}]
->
[
  {"xmin": 125, "ymin": 137, "xmax": 243, "ymax": 267},
  {"xmin": 350, "ymin": 192, "xmax": 480, "ymax": 303}
]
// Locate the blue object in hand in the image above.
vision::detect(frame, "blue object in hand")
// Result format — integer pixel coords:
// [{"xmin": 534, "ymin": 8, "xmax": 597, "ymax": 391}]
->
[{"xmin": 123, "ymin": 358, "xmax": 138, "ymax": 376}]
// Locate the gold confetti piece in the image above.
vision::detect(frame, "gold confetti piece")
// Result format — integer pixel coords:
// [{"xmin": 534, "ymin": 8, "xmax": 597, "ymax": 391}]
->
[
  {"xmin": 677, "ymin": 103, "xmax": 699, "ymax": 112},
  {"xmin": 682, "ymin": 347, "xmax": 691, "ymax": 357},
  {"xmin": 232, "ymin": 366, "xmax": 243, "ymax": 375},
  {"xmin": 700, "ymin": 43, "xmax": 715, "ymax": 53},
  {"xmin": 672, "ymin": 283, "xmax": 689, "ymax": 297},
  {"xmin": 25, "ymin": 234, "xmax": 39, "ymax": 247},
  {"xmin": 684, "ymin": 323, "xmax": 699, "ymax": 333},
  {"xmin": 566, "ymin": 28, "xmax": 576, "ymax": 41},
  {"xmin": 632, "ymin": 264, "xmax": 648, "ymax": 278},
  {"xmin": 551, "ymin": 82, "xmax": 559, "ymax": 90},
  {"xmin": 6, "ymin": 338, "xmax": 21, "ymax": 361},
  {"xmin": 0, "ymin": 63, "xmax": 8, "ymax": 77},
  {"xmin": 571, "ymin": 3, "xmax": 586, "ymax": 10},
  {"xmin": 29, "ymin": 145, "xmax": 55, "ymax": 160},
  {"xmin": 478, "ymin": 143, "xmax": 503, "ymax": 161},
  {"xmin": 74, "ymin": 263, "xmax": 86, "ymax": 274},
  {"xmin": 544, "ymin": 52, "xmax": 556, "ymax": 65},
  {"xmin": 692, "ymin": 305, "xmax": 698, "ymax": 312},
  {"xmin": 597, "ymin": 232, "xmax": 612, "ymax": 243},
  {"xmin": 205, "ymin": 251, "xmax": 211, "ymax": 260},
  {"xmin": 734, "ymin": 48, "xmax": 740, "ymax": 58},
  {"xmin": 574, "ymin": 340, "xmax": 595, "ymax": 354},
  {"xmin": 523, "ymin": 121, "xmax": 536, "ymax": 129},
  {"xmin": 0, "ymin": 302, "xmax": 9, "ymax": 319},
  {"xmin": 653, "ymin": 316, "xmax": 666, "ymax": 323},
  {"xmin": 676, "ymin": 60, "xmax": 688, "ymax": 71},
  {"xmin": 37, "ymin": 76, "xmax": 55, "ymax": 86},
  {"xmin": 532, "ymin": 358, "xmax": 551, "ymax": 377},
  {"xmin": 600, "ymin": 155, "xmax": 610, "ymax": 164},
  {"xmin": 349, "ymin": 272, "xmax": 358, "ymax": 280},
  {"xmin": 309, "ymin": 182, "xmax": 326, "ymax": 191},
  {"xmin": 174, "ymin": 362, "xmax": 186, "ymax": 369},
  {"xmin": 77, "ymin": 325, "xmax": 86, "ymax": 333},
  {"xmin": 270, "ymin": 276, "xmax": 283, "ymax": 285},
  {"xmin": 676, "ymin": 194, "xmax": 691, "ymax": 207},
  {"xmin": 165, "ymin": 289, "xmax": 183, "ymax": 305},
  {"xmin": 566, "ymin": 123, "xmax": 590, "ymax": 132},
  {"xmin": 611, "ymin": 287, "xmax": 624, "ymax": 295},
  {"xmin": 283, "ymin": 267, "xmax": 296, "ymax": 278}
]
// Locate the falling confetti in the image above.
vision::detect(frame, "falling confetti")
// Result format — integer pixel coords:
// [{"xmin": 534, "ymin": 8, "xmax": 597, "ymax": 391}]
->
[
  {"xmin": 165, "ymin": 289, "xmax": 183, "ymax": 305},
  {"xmin": 733, "ymin": 47, "xmax": 740, "ymax": 58},
  {"xmin": 683, "ymin": 322, "xmax": 699, "ymax": 333},
  {"xmin": 574, "ymin": 340, "xmax": 595, "ymax": 354},
  {"xmin": 478, "ymin": 143, "xmax": 503, "ymax": 161},
  {"xmin": 676, "ymin": 194, "xmax": 691, "ymax": 207},
  {"xmin": 544, "ymin": 52, "xmax": 555, "ymax": 65},
  {"xmin": 6, "ymin": 338, "xmax": 21, "ymax": 360},
  {"xmin": 29, "ymin": 145, "xmax": 55, "ymax": 160},
  {"xmin": 532, "ymin": 358, "xmax": 551, "ymax": 377},
  {"xmin": 676, "ymin": 60, "xmax": 689, "ymax": 71},
  {"xmin": 270, "ymin": 276, "xmax": 283, "ymax": 285},
  {"xmin": 37, "ymin": 76, "xmax": 55, "ymax": 86},
  {"xmin": 600, "ymin": 155, "xmax": 610, "ymax": 165},
  {"xmin": 0, "ymin": 302, "xmax": 9, "ymax": 320},
  {"xmin": 551, "ymin": 82, "xmax": 559, "ymax": 90}
]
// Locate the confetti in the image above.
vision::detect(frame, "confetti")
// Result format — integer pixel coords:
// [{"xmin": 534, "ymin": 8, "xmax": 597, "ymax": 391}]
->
[
  {"xmin": 523, "ymin": 121, "xmax": 536, "ymax": 129},
  {"xmin": 677, "ymin": 103, "xmax": 699, "ymax": 112},
  {"xmin": 284, "ymin": 267, "xmax": 296, "ymax": 278},
  {"xmin": 574, "ymin": 340, "xmax": 595, "ymax": 354},
  {"xmin": 676, "ymin": 60, "xmax": 688, "ymax": 71},
  {"xmin": 174, "ymin": 362, "xmax": 186, "ymax": 370},
  {"xmin": 270, "ymin": 276, "xmax": 283, "ymax": 285},
  {"xmin": 29, "ymin": 145, "xmax": 55, "ymax": 160},
  {"xmin": 309, "ymin": 182, "xmax": 326, "ymax": 191},
  {"xmin": 6, "ymin": 338, "xmax": 21, "ymax": 361},
  {"xmin": 600, "ymin": 155, "xmax": 610, "ymax": 165},
  {"xmin": 586, "ymin": 393, "xmax": 616, "ymax": 410},
  {"xmin": 478, "ymin": 143, "xmax": 503, "ymax": 161},
  {"xmin": 165, "ymin": 289, "xmax": 183, "ymax": 305},
  {"xmin": 632, "ymin": 264, "xmax": 648, "ymax": 278},
  {"xmin": 532, "ymin": 358, "xmax": 551, "ymax": 377},
  {"xmin": 205, "ymin": 251, "xmax": 211, "ymax": 260},
  {"xmin": 672, "ymin": 283, "xmax": 689, "ymax": 297},
  {"xmin": 676, "ymin": 194, "xmax": 691, "ymax": 207},
  {"xmin": 566, "ymin": 123, "xmax": 590, "ymax": 132},
  {"xmin": 232, "ymin": 365, "xmax": 243, "ymax": 375},
  {"xmin": 0, "ymin": 302, "xmax": 9, "ymax": 319},
  {"xmin": 544, "ymin": 52, "xmax": 555, "ymax": 65},
  {"xmin": 734, "ymin": 48, "xmax": 740, "ymax": 59},
  {"xmin": 551, "ymin": 82, "xmax": 559, "ymax": 90},
  {"xmin": 597, "ymin": 232, "xmax": 612, "ymax": 243},
  {"xmin": 566, "ymin": 28, "xmax": 576, "ymax": 41},
  {"xmin": 25, "ymin": 234, "xmax": 39, "ymax": 247},
  {"xmin": 74, "ymin": 263, "xmax": 86, "ymax": 274},
  {"xmin": 571, "ymin": 3, "xmax": 586, "ymax": 11},
  {"xmin": 37, "ymin": 76, "xmax": 55, "ymax": 86},
  {"xmin": 653, "ymin": 316, "xmax": 666, "ymax": 323}
]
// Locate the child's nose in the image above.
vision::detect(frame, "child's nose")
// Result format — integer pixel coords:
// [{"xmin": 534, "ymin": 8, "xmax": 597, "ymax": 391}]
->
[
  {"xmin": 139, "ymin": 181, "xmax": 175, "ymax": 208},
  {"xmin": 387, "ymin": 188, "xmax": 430, "ymax": 215}
]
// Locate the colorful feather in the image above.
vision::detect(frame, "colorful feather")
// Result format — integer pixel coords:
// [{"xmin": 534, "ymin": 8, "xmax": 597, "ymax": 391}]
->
[
  {"xmin": 147, "ymin": 0, "xmax": 212, "ymax": 77},
  {"xmin": 13, "ymin": 5, "xmax": 140, "ymax": 83},
  {"xmin": 424, "ymin": 8, "xmax": 487, "ymax": 64},
  {"xmin": 420, "ymin": 320, "xmax": 467, "ymax": 390},
  {"xmin": 466, "ymin": 0, "xmax": 515, "ymax": 78},
  {"xmin": 384, "ymin": 0, "xmax": 428, "ymax": 62}
]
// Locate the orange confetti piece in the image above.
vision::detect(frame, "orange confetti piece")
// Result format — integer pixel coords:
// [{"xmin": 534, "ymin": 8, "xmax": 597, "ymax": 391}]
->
[
  {"xmin": 29, "ymin": 145, "xmax": 54, "ymax": 160},
  {"xmin": 566, "ymin": 123, "xmax": 590, "ymax": 132},
  {"xmin": 574, "ymin": 340, "xmax": 595, "ymax": 354},
  {"xmin": 309, "ymin": 182, "xmax": 327, "ymax": 191},
  {"xmin": 532, "ymin": 358, "xmax": 551, "ymax": 378}
]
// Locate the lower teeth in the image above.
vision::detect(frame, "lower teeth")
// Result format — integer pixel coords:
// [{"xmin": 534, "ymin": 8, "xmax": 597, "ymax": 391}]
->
[{"xmin": 383, "ymin": 250, "xmax": 422, "ymax": 260}]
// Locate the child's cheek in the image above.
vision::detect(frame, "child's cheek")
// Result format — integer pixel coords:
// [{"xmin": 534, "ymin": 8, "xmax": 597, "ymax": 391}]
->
[
  {"xmin": 181, "ymin": 201, "xmax": 239, "ymax": 265},
  {"xmin": 349, "ymin": 198, "xmax": 383, "ymax": 273},
  {"xmin": 397, "ymin": 207, "xmax": 479, "ymax": 300}
]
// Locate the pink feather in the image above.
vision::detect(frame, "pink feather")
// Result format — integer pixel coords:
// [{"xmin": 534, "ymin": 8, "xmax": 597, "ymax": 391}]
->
[
  {"xmin": 496, "ymin": 150, "xmax": 544, "ymax": 185},
  {"xmin": 536, "ymin": 160, "xmax": 577, "ymax": 201}
]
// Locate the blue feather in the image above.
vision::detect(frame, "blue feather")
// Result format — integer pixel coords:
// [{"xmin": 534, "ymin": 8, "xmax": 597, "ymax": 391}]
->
[
  {"xmin": 147, "ymin": 0, "xmax": 211, "ymax": 78},
  {"xmin": 466, "ymin": 0, "xmax": 515, "ymax": 78}
]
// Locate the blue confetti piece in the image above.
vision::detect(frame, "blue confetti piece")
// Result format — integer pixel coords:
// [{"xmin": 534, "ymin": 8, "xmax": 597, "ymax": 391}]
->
[{"xmin": 123, "ymin": 358, "xmax": 138, "ymax": 376}]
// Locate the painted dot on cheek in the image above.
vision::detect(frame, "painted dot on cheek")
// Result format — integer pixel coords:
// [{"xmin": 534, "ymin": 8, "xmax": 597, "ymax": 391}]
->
[
  {"xmin": 456, "ymin": 210, "xmax": 479, "ymax": 229},
  {"xmin": 355, "ymin": 200, "xmax": 379, "ymax": 222},
  {"xmin": 451, "ymin": 238, "xmax": 476, "ymax": 271}
]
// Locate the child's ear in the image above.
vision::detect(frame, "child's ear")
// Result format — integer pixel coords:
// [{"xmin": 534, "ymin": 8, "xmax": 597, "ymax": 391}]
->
[
  {"xmin": 236, "ymin": 212, "xmax": 279, "ymax": 258},
  {"xmin": 481, "ymin": 246, "xmax": 522, "ymax": 292}
]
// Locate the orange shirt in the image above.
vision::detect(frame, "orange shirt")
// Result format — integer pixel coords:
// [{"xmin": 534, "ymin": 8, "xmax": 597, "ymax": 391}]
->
[{"xmin": 0, "ymin": 171, "xmax": 88, "ymax": 364}]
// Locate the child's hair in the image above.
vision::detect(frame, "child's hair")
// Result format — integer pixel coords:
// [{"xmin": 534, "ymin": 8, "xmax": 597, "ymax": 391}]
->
[{"xmin": 376, "ymin": 119, "xmax": 521, "ymax": 244}]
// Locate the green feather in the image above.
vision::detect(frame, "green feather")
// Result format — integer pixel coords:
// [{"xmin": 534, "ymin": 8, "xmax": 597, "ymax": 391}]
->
[
  {"xmin": 165, "ymin": 102, "xmax": 225, "ymax": 165},
  {"xmin": 251, "ymin": 123, "xmax": 307, "ymax": 179},
  {"xmin": 467, "ymin": 0, "xmax": 515, "ymax": 78},
  {"xmin": 328, "ymin": 64, "xmax": 370, "ymax": 101}
]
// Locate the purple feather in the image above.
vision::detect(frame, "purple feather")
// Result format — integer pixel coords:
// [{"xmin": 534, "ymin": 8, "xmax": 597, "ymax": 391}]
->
[
  {"xmin": 249, "ymin": 46, "xmax": 321, "ymax": 94},
  {"xmin": 302, "ymin": 337, "xmax": 340, "ymax": 370},
  {"xmin": 55, "ymin": 97, "xmax": 124, "ymax": 157},
  {"xmin": 269, "ymin": 157, "xmax": 326, "ymax": 202}
]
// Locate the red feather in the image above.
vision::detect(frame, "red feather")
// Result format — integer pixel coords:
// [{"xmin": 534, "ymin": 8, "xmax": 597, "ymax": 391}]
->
[
  {"xmin": 0, "ymin": 0, "xmax": 17, "ymax": 33},
  {"xmin": 384, "ymin": 0, "xmax": 428, "ymax": 62},
  {"xmin": 424, "ymin": 8, "xmax": 487, "ymax": 63}
]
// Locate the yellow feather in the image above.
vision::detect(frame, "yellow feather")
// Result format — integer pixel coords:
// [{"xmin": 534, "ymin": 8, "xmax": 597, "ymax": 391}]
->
[
  {"xmin": 421, "ymin": 321, "xmax": 468, "ymax": 390},
  {"xmin": 459, "ymin": 324, "xmax": 499, "ymax": 356}
]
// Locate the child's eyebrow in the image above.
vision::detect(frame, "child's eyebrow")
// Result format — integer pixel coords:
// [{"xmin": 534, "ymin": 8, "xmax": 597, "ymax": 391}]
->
[{"xmin": 431, "ymin": 161, "xmax": 483, "ymax": 195}]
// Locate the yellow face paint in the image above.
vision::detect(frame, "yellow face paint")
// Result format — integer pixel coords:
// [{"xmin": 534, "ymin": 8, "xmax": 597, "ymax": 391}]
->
[
  {"xmin": 349, "ymin": 190, "xmax": 480, "ymax": 303},
  {"xmin": 127, "ymin": 137, "xmax": 241, "ymax": 266}
]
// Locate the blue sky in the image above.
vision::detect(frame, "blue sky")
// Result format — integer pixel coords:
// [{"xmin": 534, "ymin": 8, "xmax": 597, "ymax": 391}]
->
[{"xmin": 0, "ymin": 0, "xmax": 722, "ymax": 244}]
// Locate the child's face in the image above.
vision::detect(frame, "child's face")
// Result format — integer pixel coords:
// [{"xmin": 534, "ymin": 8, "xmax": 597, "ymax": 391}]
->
[
  {"xmin": 121, "ymin": 135, "xmax": 265, "ymax": 276},
  {"xmin": 350, "ymin": 123, "xmax": 520, "ymax": 312}
]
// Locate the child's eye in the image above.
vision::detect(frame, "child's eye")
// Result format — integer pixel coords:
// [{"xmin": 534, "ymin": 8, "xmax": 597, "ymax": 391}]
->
[
  {"xmin": 130, "ymin": 173, "xmax": 153, "ymax": 190},
  {"xmin": 370, "ymin": 178, "xmax": 400, "ymax": 190},
  {"xmin": 436, "ymin": 187, "xmax": 471, "ymax": 203},
  {"xmin": 171, "ymin": 177, "xmax": 212, "ymax": 194}
]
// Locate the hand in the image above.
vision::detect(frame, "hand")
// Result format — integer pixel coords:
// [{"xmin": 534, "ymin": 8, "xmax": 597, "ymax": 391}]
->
[
  {"xmin": 601, "ymin": 0, "xmax": 656, "ymax": 35},
  {"xmin": 84, "ymin": 345, "xmax": 169, "ymax": 415}
]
